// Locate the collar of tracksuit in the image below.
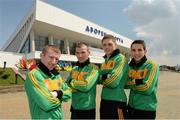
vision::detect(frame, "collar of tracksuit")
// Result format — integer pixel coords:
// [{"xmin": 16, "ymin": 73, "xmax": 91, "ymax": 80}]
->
[
  {"xmin": 38, "ymin": 61, "xmax": 59, "ymax": 77},
  {"xmin": 103, "ymin": 49, "xmax": 120, "ymax": 59},
  {"xmin": 129, "ymin": 56, "xmax": 147, "ymax": 68},
  {"xmin": 76, "ymin": 58, "xmax": 90, "ymax": 68}
]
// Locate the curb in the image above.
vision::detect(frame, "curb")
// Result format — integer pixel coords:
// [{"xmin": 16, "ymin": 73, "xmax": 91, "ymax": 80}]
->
[{"xmin": 0, "ymin": 85, "xmax": 25, "ymax": 94}]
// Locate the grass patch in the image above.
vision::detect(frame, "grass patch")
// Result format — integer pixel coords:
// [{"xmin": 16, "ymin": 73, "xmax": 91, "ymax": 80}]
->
[{"xmin": 0, "ymin": 68, "xmax": 24, "ymax": 86}]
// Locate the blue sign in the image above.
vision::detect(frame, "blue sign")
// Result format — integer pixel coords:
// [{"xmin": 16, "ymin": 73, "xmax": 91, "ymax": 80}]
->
[{"xmin": 85, "ymin": 25, "xmax": 123, "ymax": 44}]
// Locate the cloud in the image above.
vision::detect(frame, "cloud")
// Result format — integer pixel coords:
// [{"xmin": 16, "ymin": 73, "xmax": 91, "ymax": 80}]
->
[
  {"xmin": 149, "ymin": 54, "xmax": 180, "ymax": 66},
  {"xmin": 124, "ymin": 0, "xmax": 180, "ymax": 66}
]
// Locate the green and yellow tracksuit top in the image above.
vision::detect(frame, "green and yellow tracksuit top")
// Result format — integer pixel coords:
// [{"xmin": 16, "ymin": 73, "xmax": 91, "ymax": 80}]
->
[
  {"xmin": 66, "ymin": 59, "xmax": 99, "ymax": 110},
  {"xmin": 24, "ymin": 62, "xmax": 71, "ymax": 119},
  {"xmin": 126, "ymin": 56, "xmax": 159, "ymax": 111},
  {"xmin": 100, "ymin": 49, "xmax": 128, "ymax": 102}
]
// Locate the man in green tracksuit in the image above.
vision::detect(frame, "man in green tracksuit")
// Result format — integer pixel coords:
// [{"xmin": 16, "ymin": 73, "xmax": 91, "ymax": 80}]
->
[
  {"xmin": 126, "ymin": 40, "xmax": 159, "ymax": 119},
  {"xmin": 24, "ymin": 45, "xmax": 71, "ymax": 119},
  {"xmin": 100, "ymin": 34, "xmax": 128, "ymax": 119},
  {"xmin": 66, "ymin": 42, "xmax": 99, "ymax": 119}
]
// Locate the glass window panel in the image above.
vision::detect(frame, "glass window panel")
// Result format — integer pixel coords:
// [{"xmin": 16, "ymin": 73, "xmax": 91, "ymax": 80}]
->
[
  {"xmin": 35, "ymin": 35, "xmax": 48, "ymax": 51},
  {"xmin": 69, "ymin": 42, "xmax": 76, "ymax": 55},
  {"xmin": 53, "ymin": 39, "xmax": 65, "ymax": 54},
  {"xmin": 20, "ymin": 35, "xmax": 30, "ymax": 53}
]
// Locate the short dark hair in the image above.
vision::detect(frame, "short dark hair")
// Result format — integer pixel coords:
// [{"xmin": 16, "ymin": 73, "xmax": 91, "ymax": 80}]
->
[
  {"xmin": 102, "ymin": 34, "xmax": 116, "ymax": 44},
  {"xmin": 131, "ymin": 40, "xmax": 146, "ymax": 50}
]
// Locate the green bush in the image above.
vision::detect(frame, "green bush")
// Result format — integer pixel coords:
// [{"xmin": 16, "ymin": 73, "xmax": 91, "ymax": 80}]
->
[
  {"xmin": 0, "ymin": 68, "xmax": 24, "ymax": 86},
  {"xmin": 1, "ymin": 74, "xmax": 10, "ymax": 79}
]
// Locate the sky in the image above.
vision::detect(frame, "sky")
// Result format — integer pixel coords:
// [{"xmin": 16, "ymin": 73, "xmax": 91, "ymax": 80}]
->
[{"xmin": 0, "ymin": 0, "xmax": 179, "ymax": 66}]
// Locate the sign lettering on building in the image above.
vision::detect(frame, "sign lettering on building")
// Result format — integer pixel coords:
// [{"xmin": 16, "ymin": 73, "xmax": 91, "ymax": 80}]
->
[{"xmin": 85, "ymin": 25, "xmax": 123, "ymax": 44}]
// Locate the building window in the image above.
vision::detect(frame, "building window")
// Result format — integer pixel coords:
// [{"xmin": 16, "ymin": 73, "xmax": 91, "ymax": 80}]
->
[
  {"xmin": 53, "ymin": 39, "xmax": 65, "ymax": 54},
  {"xmin": 69, "ymin": 42, "xmax": 76, "ymax": 55},
  {"xmin": 35, "ymin": 35, "xmax": 48, "ymax": 51},
  {"xmin": 20, "ymin": 35, "xmax": 30, "ymax": 53}
]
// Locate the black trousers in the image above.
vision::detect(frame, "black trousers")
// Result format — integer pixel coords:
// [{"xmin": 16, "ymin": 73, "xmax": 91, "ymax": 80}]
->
[
  {"xmin": 127, "ymin": 105, "xmax": 156, "ymax": 119},
  {"xmin": 100, "ymin": 99, "xmax": 127, "ymax": 119},
  {"xmin": 70, "ymin": 106, "xmax": 96, "ymax": 119}
]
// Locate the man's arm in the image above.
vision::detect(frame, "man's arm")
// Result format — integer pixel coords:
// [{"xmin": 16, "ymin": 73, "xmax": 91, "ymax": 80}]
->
[
  {"xmin": 24, "ymin": 70, "xmax": 61, "ymax": 112},
  {"xmin": 102, "ymin": 55, "xmax": 128, "ymax": 88},
  {"xmin": 70, "ymin": 65, "xmax": 99, "ymax": 92},
  {"xmin": 133, "ymin": 61, "xmax": 159, "ymax": 95}
]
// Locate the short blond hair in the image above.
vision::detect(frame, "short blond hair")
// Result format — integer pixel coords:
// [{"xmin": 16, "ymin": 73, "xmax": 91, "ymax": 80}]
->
[
  {"xmin": 76, "ymin": 42, "xmax": 89, "ymax": 48},
  {"xmin": 42, "ymin": 45, "xmax": 61, "ymax": 54}
]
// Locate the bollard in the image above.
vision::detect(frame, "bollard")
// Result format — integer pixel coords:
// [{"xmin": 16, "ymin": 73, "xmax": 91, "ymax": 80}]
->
[
  {"xmin": 3, "ymin": 61, "xmax": 6, "ymax": 69},
  {"xmin": 15, "ymin": 74, "xmax": 18, "ymax": 84}
]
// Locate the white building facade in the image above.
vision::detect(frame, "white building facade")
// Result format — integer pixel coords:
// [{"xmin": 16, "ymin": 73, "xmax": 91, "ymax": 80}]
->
[{"xmin": 1, "ymin": 0, "xmax": 132, "ymax": 68}]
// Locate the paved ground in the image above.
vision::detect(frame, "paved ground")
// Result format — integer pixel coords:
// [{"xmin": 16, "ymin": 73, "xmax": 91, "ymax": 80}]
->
[{"xmin": 0, "ymin": 71, "xmax": 180, "ymax": 119}]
